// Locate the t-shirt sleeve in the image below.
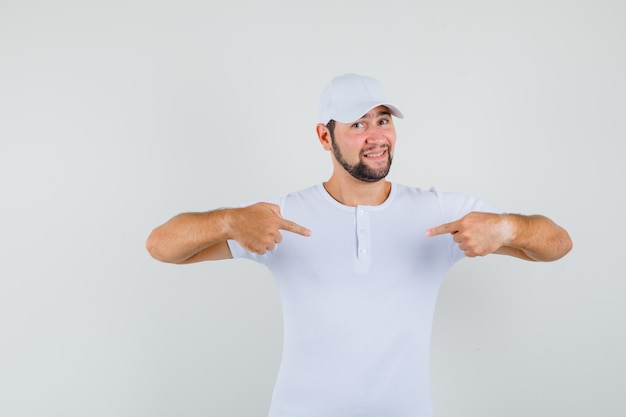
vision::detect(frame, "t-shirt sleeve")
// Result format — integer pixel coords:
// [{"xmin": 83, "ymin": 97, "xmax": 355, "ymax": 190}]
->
[
  {"xmin": 431, "ymin": 187, "xmax": 504, "ymax": 264},
  {"xmin": 435, "ymin": 189, "xmax": 502, "ymax": 222},
  {"xmin": 226, "ymin": 195, "xmax": 283, "ymax": 266}
]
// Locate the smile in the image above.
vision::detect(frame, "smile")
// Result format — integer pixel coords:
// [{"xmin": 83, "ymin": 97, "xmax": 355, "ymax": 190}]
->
[{"xmin": 363, "ymin": 148, "xmax": 388, "ymax": 158}]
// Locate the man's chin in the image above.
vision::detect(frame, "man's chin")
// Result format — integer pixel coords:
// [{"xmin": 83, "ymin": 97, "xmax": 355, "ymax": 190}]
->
[
  {"xmin": 351, "ymin": 165, "xmax": 391, "ymax": 182},
  {"xmin": 357, "ymin": 176, "xmax": 387, "ymax": 183}
]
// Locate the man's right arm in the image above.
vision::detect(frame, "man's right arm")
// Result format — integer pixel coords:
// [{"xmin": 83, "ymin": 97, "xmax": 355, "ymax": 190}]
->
[{"xmin": 145, "ymin": 203, "xmax": 311, "ymax": 264}]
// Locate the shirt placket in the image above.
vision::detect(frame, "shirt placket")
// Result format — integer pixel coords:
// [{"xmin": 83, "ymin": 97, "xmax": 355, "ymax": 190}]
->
[{"xmin": 355, "ymin": 206, "xmax": 371, "ymax": 272}]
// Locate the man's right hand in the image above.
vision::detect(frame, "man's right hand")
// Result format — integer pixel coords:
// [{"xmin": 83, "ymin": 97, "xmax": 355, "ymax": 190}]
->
[{"xmin": 226, "ymin": 203, "xmax": 311, "ymax": 255}]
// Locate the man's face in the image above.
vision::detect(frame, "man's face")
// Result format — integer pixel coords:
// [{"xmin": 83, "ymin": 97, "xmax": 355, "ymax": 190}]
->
[{"xmin": 330, "ymin": 106, "xmax": 397, "ymax": 182}]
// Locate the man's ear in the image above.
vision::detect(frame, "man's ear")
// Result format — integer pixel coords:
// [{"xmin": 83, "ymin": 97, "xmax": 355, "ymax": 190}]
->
[{"xmin": 316, "ymin": 123, "xmax": 333, "ymax": 151}]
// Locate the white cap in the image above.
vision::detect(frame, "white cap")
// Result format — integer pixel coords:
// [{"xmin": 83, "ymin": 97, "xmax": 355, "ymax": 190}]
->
[{"xmin": 317, "ymin": 73, "xmax": 404, "ymax": 124}]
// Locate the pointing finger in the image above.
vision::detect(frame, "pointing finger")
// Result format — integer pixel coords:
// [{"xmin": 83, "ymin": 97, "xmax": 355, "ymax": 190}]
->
[
  {"xmin": 426, "ymin": 221, "xmax": 458, "ymax": 237},
  {"xmin": 279, "ymin": 218, "xmax": 311, "ymax": 237},
  {"xmin": 266, "ymin": 204, "xmax": 310, "ymax": 237}
]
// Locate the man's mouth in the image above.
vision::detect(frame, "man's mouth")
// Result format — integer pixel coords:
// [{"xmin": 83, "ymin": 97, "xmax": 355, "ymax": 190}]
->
[{"xmin": 363, "ymin": 148, "xmax": 388, "ymax": 158}]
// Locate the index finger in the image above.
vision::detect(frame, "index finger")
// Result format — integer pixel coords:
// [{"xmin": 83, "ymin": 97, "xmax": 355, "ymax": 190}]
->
[
  {"xmin": 279, "ymin": 218, "xmax": 311, "ymax": 237},
  {"xmin": 426, "ymin": 221, "xmax": 458, "ymax": 237}
]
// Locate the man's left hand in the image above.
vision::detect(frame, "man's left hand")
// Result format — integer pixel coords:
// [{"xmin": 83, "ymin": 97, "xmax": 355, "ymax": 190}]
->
[{"xmin": 426, "ymin": 212, "xmax": 512, "ymax": 257}]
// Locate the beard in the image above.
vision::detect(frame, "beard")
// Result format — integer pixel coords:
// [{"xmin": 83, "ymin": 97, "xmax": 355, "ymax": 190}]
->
[{"xmin": 331, "ymin": 140, "xmax": 393, "ymax": 182}]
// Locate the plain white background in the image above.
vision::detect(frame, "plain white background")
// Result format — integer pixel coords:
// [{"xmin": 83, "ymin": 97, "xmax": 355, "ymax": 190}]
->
[{"xmin": 1, "ymin": 0, "xmax": 624, "ymax": 416}]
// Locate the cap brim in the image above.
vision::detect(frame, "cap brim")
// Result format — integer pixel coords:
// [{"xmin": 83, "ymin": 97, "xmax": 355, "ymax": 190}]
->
[{"xmin": 332, "ymin": 102, "xmax": 404, "ymax": 123}]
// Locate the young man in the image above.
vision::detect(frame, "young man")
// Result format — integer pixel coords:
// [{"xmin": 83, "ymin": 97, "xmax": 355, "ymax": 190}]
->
[{"xmin": 146, "ymin": 74, "xmax": 572, "ymax": 417}]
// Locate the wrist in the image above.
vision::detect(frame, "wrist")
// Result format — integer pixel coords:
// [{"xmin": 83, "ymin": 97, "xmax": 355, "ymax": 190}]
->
[
  {"xmin": 209, "ymin": 208, "xmax": 238, "ymax": 241},
  {"xmin": 499, "ymin": 213, "xmax": 517, "ymax": 247}
]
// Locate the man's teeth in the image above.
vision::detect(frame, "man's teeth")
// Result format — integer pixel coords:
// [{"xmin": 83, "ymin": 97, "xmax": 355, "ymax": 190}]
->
[{"xmin": 365, "ymin": 151, "xmax": 384, "ymax": 157}]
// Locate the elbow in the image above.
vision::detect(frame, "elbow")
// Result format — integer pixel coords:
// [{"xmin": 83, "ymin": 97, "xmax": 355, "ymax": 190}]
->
[
  {"xmin": 145, "ymin": 229, "xmax": 172, "ymax": 263},
  {"xmin": 559, "ymin": 230, "xmax": 574, "ymax": 259},
  {"xmin": 525, "ymin": 227, "xmax": 573, "ymax": 262},
  {"xmin": 545, "ymin": 229, "xmax": 573, "ymax": 262},
  {"xmin": 145, "ymin": 231, "xmax": 161, "ymax": 261}
]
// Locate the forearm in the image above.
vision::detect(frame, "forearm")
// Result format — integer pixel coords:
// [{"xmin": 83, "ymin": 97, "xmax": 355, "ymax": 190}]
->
[
  {"xmin": 501, "ymin": 214, "xmax": 572, "ymax": 261},
  {"xmin": 146, "ymin": 209, "xmax": 233, "ymax": 264}
]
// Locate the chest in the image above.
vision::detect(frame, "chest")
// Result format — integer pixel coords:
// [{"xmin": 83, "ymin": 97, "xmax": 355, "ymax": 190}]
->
[{"xmin": 275, "ymin": 200, "xmax": 452, "ymax": 279}]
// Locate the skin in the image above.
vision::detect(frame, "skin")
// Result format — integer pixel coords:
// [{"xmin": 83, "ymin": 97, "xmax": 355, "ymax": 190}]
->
[
  {"xmin": 317, "ymin": 107, "xmax": 397, "ymax": 206},
  {"xmin": 146, "ymin": 105, "xmax": 572, "ymax": 264},
  {"xmin": 145, "ymin": 203, "xmax": 310, "ymax": 263}
]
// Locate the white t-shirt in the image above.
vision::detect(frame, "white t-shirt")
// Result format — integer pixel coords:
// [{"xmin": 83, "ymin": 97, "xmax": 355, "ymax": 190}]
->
[{"xmin": 227, "ymin": 183, "xmax": 499, "ymax": 417}]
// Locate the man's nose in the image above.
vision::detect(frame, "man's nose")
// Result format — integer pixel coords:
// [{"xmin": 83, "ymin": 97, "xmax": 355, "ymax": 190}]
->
[{"xmin": 365, "ymin": 128, "xmax": 386, "ymax": 144}]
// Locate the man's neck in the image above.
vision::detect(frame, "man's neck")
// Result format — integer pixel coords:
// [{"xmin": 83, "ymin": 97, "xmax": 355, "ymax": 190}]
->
[{"xmin": 323, "ymin": 175, "xmax": 391, "ymax": 207}]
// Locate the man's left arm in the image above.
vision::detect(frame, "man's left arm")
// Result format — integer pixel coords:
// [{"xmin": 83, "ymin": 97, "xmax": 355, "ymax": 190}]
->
[{"xmin": 426, "ymin": 212, "xmax": 573, "ymax": 262}]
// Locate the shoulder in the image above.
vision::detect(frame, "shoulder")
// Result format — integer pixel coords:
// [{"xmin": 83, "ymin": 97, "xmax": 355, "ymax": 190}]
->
[
  {"xmin": 393, "ymin": 183, "xmax": 484, "ymax": 207},
  {"xmin": 391, "ymin": 183, "xmax": 441, "ymax": 202},
  {"xmin": 282, "ymin": 184, "xmax": 322, "ymax": 200},
  {"xmin": 393, "ymin": 184, "xmax": 471, "ymax": 201},
  {"xmin": 277, "ymin": 184, "xmax": 323, "ymax": 209},
  {"xmin": 390, "ymin": 182, "xmax": 500, "ymax": 218},
  {"xmin": 421, "ymin": 186, "xmax": 502, "ymax": 218},
  {"xmin": 234, "ymin": 185, "xmax": 320, "ymax": 209}
]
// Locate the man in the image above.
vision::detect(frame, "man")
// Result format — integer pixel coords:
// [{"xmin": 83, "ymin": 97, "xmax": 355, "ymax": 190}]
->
[{"xmin": 146, "ymin": 74, "xmax": 572, "ymax": 417}]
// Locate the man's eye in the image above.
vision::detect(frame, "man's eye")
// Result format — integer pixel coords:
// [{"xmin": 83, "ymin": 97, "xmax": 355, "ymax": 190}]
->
[
  {"xmin": 352, "ymin": 122, "xmax": 364, "ymax": 128},
  {"xmin": 379, "ymin": 119, "xmax": 389, "ymax": 125}
]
